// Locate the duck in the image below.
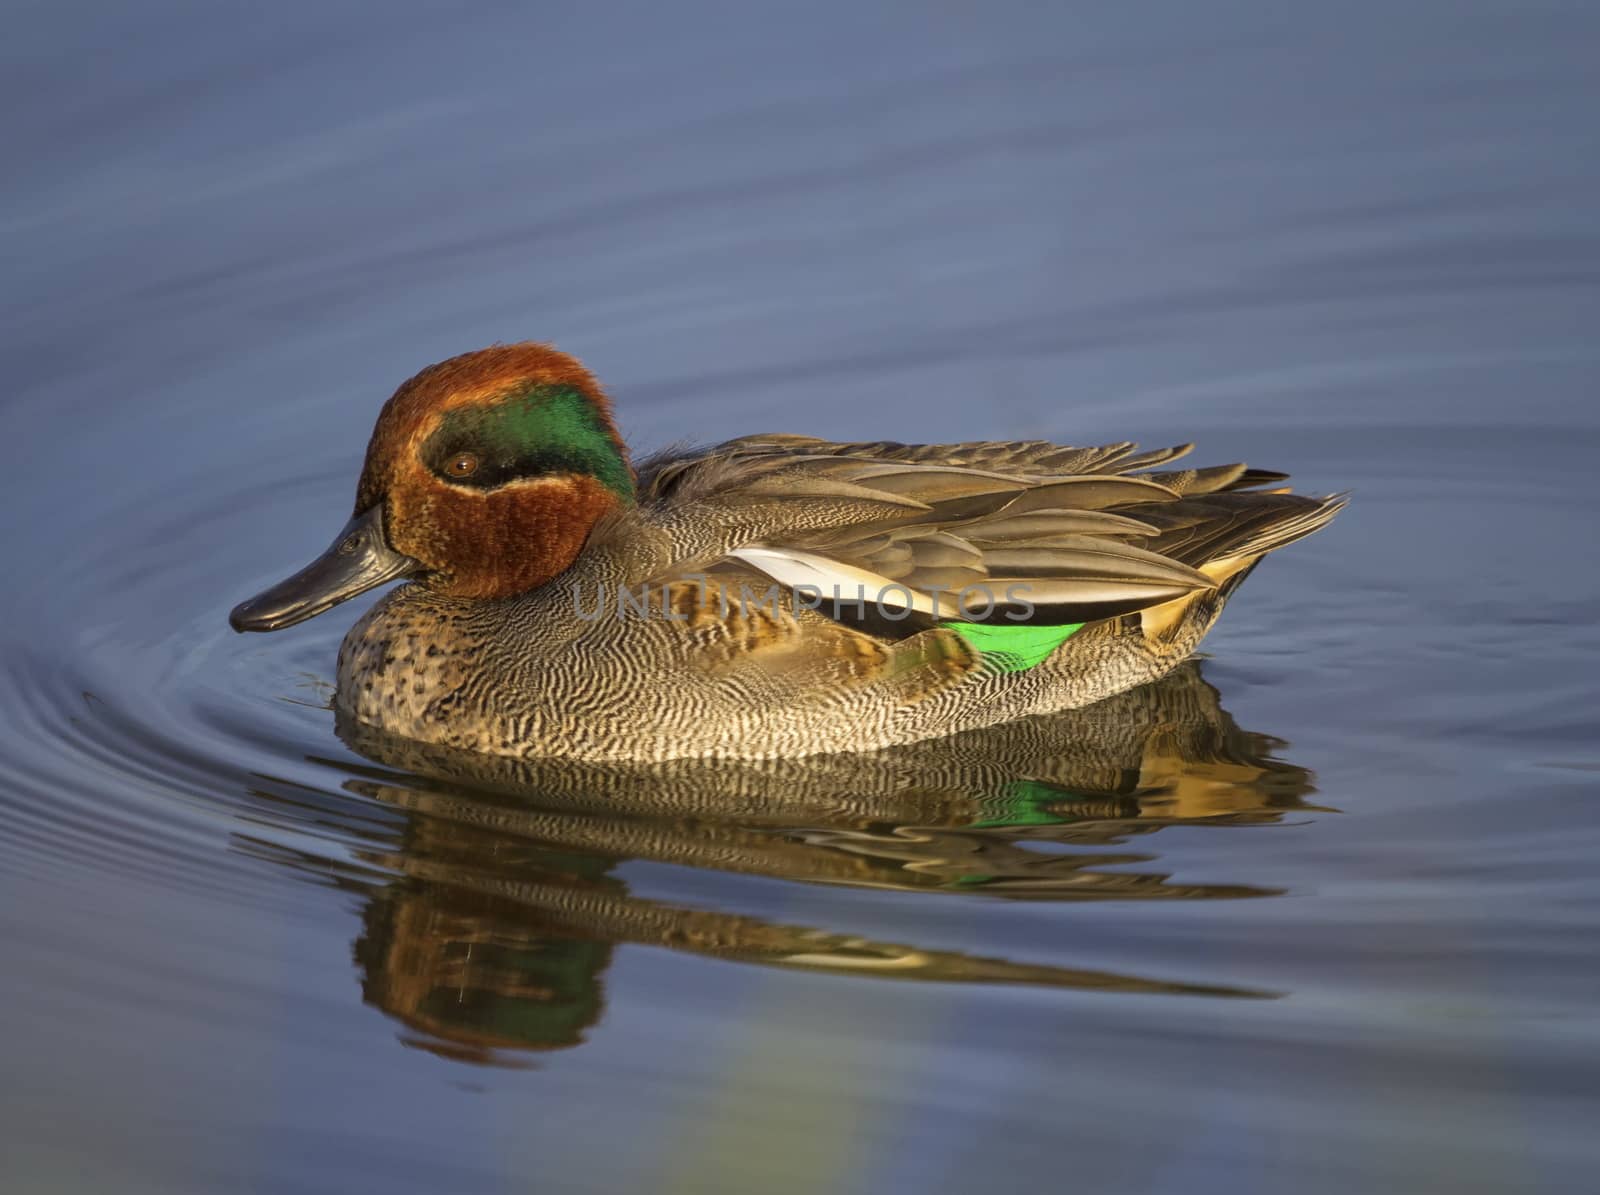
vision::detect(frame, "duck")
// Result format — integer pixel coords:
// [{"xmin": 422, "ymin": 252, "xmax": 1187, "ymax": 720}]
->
[{"xmin": 230, "ymin": 342, "xmax": 1344, "ymax": 762}]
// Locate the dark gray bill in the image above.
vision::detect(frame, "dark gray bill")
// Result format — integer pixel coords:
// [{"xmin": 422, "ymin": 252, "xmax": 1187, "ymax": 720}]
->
[{"xmin": 229, "ymin": 506, "xmax": 420, "ymax": 632}]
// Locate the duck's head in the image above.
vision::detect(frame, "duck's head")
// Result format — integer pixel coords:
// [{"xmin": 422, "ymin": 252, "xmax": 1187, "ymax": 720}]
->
[{"xmin": 230, "ymin": 343, "xmax": 634, "ymax": 632}]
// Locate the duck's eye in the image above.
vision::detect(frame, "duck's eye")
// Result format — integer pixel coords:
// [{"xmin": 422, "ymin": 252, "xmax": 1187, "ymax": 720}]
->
[{"xmin": 447, "ymin": 452, "xmax": 479, "ymax": 478}]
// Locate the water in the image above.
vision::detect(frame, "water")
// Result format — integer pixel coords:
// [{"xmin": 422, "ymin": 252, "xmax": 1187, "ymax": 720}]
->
[{"xmin": 4, "ymin": 2, "xmax": 1597, "ymax": 1191}]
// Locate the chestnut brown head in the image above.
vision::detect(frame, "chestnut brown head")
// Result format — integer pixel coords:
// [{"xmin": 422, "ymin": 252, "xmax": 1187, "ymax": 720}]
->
[{"xmin": 230, "ymin": 343, "xmax": 633, "ymax": 632}]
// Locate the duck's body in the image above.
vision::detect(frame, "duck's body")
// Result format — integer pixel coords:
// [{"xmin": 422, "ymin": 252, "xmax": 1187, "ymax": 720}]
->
[{"xmin": 233, "ymin": 344, "xmax": 1343, "ymax": 762}]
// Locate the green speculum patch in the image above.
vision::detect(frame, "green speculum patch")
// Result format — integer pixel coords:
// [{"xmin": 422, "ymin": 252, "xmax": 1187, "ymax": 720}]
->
[
  {"xmin": 946, "ymin": 619, "xmax": 1084, "ymax": 672},
  {"xmin": 421, "ymin": 385, "xmax": 635, "ymax": 499}
]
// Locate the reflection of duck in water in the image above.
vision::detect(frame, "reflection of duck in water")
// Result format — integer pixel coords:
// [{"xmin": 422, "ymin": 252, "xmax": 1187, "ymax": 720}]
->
[
  {"xmin": 352, "ymin": 850, "xmax": 614, "ymax": 1065},
  {"xmin": 248, "ymin": 665, "xmax": 1320, "ymax": 1063}
]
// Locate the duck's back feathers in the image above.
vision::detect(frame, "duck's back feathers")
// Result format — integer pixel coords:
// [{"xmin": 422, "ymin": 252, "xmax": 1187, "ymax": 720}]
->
[{"xmin": 633, "ymin": 434, "xmax": 1342, "ymax": 637}]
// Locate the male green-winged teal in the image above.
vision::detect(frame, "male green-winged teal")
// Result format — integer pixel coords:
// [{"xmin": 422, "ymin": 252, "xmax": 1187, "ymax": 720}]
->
[{"xmin": 231, "ymin": 343, "xmax": 1343, "ymax": 762}]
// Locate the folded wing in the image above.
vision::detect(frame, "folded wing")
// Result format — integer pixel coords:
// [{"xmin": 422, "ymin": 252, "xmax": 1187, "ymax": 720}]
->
[{"xmin": 639, "ymin": 434, "xmax": 1344, "ymax": 632}]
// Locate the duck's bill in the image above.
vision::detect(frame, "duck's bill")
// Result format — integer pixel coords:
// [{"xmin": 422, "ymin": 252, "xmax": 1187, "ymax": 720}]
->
[{"xmin": 229, "ymin": 506, "xmax": 420, "ymax": 633}]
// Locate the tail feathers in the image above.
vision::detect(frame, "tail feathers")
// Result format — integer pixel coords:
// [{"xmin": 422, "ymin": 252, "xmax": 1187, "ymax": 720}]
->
[
  {"xmin": 1214, "ymin": 493, "xmax": 1347, "ymax": 562},
  {"xmin": 1134, "ymin": 491, "xmax": 1343, "ymax": 650},
  {"xmin": 1130, "ymin": 492, "xmax": 1347, "ymax": 571}
]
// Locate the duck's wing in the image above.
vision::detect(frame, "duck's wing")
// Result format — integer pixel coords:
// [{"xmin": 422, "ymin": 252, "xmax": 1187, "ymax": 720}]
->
[{"xmin": 637, "ymin": 435, "xmax": 1344, "ymax": 630}]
